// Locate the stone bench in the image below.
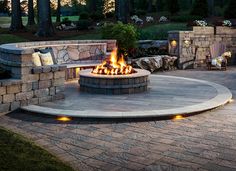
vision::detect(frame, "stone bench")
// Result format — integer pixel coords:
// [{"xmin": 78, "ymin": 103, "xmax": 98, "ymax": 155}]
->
[{"xmin": 0, "ymin": 40, "xmax": 117, "ymax": 113}]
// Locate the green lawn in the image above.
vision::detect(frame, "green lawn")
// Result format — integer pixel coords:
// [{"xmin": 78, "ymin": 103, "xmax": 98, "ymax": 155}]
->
[
  {"xmin": 139, "ymin": 23, "xmax": 189, "ymax": 40},
  {"xmin": 0, "ymin": 16, "xmax": 79, "ymax": 25},
  {"xmin": 66, "ymin": 32, "xmax": 102, "ymax": 40},
  {"xmin": 0, "ymin": 34, "xmax": 28, "ymax": 44},
  {"xmin": 0, "ymin": 22, "xmax": 189, "ymax": 44},
  {"xmin": 0, "ymin": 127, "xmax": 74, "ymax": 171}
]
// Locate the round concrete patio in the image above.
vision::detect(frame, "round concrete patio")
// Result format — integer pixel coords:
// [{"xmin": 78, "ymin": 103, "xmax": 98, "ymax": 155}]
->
[{"xmin": 21, "ymin": 75, "xmax": 232, "ymax": 118}]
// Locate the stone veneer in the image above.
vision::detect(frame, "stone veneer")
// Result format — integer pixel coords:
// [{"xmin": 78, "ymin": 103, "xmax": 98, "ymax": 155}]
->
[
  {"xmin": 79, "ymin": 69, "xmax": 150, "ymax": 95},
  {"xmin": 0, "ymin": 40, "xmax": 117, "ymax": 113},
  {"xmin": 168, "ymin": 26, "xmax": 236, "ymax": 69}
]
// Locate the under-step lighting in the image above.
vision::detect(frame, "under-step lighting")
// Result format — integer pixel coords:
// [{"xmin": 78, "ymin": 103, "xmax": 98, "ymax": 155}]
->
[
  {"xmin": 229, "ymin": 98, "xmax": 234, "ymax": 103},
  {"xmin": 172, "ymin": 115, "xmax": 185, "ymax": 121},
  {"xmin": 57, "ymin": 116, "xmax": 72, "ymax": 122}
]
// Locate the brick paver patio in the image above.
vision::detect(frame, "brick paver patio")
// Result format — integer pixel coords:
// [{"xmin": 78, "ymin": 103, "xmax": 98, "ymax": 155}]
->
[{"xmin": 1, "ymin": 67, "xmax": 236, "ymax": 171}]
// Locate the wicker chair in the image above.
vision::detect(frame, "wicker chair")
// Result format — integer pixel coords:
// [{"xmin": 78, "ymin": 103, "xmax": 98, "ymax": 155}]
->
[{"xmin": 206, "ymin": 43, "xmax": 228, "ymax": 70}]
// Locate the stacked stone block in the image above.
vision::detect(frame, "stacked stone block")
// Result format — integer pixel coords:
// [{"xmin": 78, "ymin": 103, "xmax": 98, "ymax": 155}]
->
[
  {"xmin": 168, "ymin": 26, "xmax": 236, "ymax": 69},
  {"xmin": 0, "ymin": 66, "xmax": 66, "ymax": 113},
  {"xmin": 0, "ymin": 40, "xmax": 116, "ymax": 113}
]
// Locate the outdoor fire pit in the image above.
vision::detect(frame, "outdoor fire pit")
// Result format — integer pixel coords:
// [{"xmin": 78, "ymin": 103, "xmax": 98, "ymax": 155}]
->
[{"xmin": 79, "ymin": 48, "xmax": 150, "ymax": 94}]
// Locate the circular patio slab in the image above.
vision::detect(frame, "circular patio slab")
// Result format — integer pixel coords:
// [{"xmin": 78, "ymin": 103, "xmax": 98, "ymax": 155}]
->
[{"xmin": 21, "ymin": 75, "xmax": 232, "ymax": 118}]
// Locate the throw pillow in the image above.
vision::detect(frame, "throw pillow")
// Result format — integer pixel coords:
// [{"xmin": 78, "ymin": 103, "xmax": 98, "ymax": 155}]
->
[
  {"xmin": 32, "ymin": 52, "xmax": 42, "ymax": 66},
  {"xmin": 39, "ymin": 52, "xmax": 54, "ymax": 66}
]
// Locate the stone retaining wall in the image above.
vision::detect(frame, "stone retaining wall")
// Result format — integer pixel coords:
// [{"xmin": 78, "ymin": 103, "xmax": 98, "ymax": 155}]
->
[
  {"xmin": 0, "ymin": 65, "xmax": 66, "ymax": 113},
  {"xmin": 168, "ymin": 26, "xmax": 236, "ymax": 69},
  {"xmin": 0, "ymin": 40, "xmax": 117, "ymax": 113}
]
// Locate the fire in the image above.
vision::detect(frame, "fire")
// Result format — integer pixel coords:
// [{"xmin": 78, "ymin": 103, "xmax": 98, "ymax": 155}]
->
[{"xmin": 92, "ymin": 48, "xmax": 135, "ymax": 75}]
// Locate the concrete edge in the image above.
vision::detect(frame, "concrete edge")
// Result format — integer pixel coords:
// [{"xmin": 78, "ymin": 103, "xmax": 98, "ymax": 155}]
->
[{"xmin": 21, "ymin": 75, "xmax": 233, "ymax": 118}]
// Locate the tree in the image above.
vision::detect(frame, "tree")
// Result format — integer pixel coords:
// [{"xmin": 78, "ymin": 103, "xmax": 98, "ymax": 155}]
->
[
  {"xmin": 207, "ymin": 0, "xmax": 214, "ymax": 16},
  {"xmin": 156, "ymin": 0, "xmax": 164, "ymax": 12},
  {"xmin": 56, "ymin": 0, "xmax": 61, "ymax": 22},
  {"xmin": 191, "ymin": 0, "xmax": 208, "ymax": 17},
  {"xmin": 27, "ymin": 0, "xmax": 35, "ymax": 25},
  {"xmin": 87, "ymin": 0, "xmax": 98, "ymax": 11},
  {"xmin": 115, "ymin": 0, "xmax": 129, "ymax": 23},
  {"xmin": 0, "ymin": 0, "xmax": 9, "ymax": 14},
  {"xmin": 147, "ymin": 0, "xmax": 152, "ymax": 13},
  {"xmin": 224, "ymin": 0, "xmax": 236, "ymax": 19},
  {"xmin": 167, "ymin": 0, "xmax": 180, "ymax": 15},
  {"xmin": 36, "ymin": 0, "xmax": 54, "ymax": 37},
  {"xmin": 10, "ymin": 0, "xmax": 24, "ymax": 31}
]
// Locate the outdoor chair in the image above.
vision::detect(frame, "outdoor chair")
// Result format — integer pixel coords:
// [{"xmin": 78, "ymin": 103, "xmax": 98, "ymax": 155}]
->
[{"xmin": 206, "ymin": 43, "xmax": 229, "ymax": 70}]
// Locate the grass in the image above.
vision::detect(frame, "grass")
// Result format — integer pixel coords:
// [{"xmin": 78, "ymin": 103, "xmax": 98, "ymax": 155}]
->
[
  {"xmin": 0, "ymin": 127, "xmax": 74, "ymax": 171},
  {"xmin": 0, "ymin": 22, "xmax": 189, "ymax": 44},
  {"xmin": 66, "ymin": 32, "xmax": 102, "ymax": 40},
  {"xmin": 0, "ymin": 34, "xmax": 28, "ymax": 44},
  {"xmin": 139, "ymin": 23, "xmax": 189, "ymax": 40},
  {"xmin": 67, "ymin": 23, "xmax": 189, "ymax": 40},
  {"xmin": 0, "ymin": 16, "xmax": 79, "ymax": 25}
]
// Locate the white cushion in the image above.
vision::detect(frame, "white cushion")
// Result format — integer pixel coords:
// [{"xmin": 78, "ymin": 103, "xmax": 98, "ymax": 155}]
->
[
  {"xmin": 32, "ymin": 52, "xmax": 42, "ymax": 66},
  {"xmin": 39, "ymin": 52, "xmax": 54, "ymax": 66}
]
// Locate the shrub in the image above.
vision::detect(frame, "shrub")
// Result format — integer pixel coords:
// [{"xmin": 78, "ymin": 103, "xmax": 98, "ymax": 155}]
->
[
  {"xmin": 191, "ymin": 0, "xmax": 208, "ymax": 18},
  {"xmin": 135, "ymin": 10, "xmax": 146, "ymax": 17},
  {"xmin": 77, "ymin": 19, "xmax": 92, "ymax": 30},
  {"xmin": 214, "ymin": 6, "xmax": 224, "ymax": 17},
  {"xmin": 105, "ymin": 12, "xmax": 115, "ymax": 18},
  {"xmin": 224, "ymin": 0, "xmax": 236, "ymax": 19},
  {"xmin": 90, "ymin": 12, "xmax": 104, "ymax": 21},
  {"xmin": 167, "ymin": 0, "xmax": 180, "ymax": 15},
  {"xmin": 79, "ymin": 12, "xmax": 89, "ymax": 20},
  {"xmin": 170, "ymin": 15, "xmax": 202, "ymax": 22},
  {"xmin": 102, "ymin": 22, "xmax": 138, "ymax": 56},
  {"xmin": 61, "ymin": 17, "xmax": 72, "ymax": 26}
]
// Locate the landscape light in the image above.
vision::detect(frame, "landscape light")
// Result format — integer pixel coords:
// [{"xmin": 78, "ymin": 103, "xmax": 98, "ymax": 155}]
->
[
  {"xmin": 170, "ymin": 40, "xmax": 177, "ymax": 47},
  {"xmin": 57, "ymin": 116, "xmax": 72, "ymax": 122},
  {"xmin": 173, "ymin": 115, "xmax": 184, "ymax": 120}
]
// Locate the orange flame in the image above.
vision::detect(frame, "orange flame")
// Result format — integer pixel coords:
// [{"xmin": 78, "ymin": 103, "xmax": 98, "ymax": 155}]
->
[{"xmin": 92, "ymin": 48, "xmax": 135, "ymax": 75}]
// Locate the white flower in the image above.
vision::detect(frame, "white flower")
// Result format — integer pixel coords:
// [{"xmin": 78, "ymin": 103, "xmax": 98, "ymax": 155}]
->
[
  {"xmin": 131, "ymin": 15, "xmax": 139, "ymax": 21},
  {"xmin": 159, "ymin": 16, "xmax": 168, "ymax": 22},
  {"xmin": 131, "ymin": 15, "xmax": 143, "ymax": 25},
  {"xmin": 222, "ymin": 20, "xmax": 232, "ymax": 27},
  {"xmin": 195, "ymin": 20, "xmax": 207, "ymax": 27},
  {"xmin": 146, "ymin": 16, "xmax": 154, "ymax": 23}
]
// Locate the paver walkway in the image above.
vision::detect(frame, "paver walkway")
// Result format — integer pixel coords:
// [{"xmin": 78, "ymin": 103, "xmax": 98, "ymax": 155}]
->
[{"xmin": 1, "ymin": 67, "xmax": 236, "ymax": 171}]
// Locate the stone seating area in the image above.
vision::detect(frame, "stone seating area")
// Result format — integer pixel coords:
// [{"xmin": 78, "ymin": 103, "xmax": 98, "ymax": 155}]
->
[{"xmin": 0, "ymin": 40, "xmax": 116, "ymax": 113}]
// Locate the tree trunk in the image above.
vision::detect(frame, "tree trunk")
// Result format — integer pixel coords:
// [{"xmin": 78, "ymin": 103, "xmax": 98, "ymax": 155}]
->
[
  {"xmin": 129, "ymin": 0, "xmax": 134, "ymax": 15},
  {"xmin": 10, "ymin": 0, "xmax": 24, "ymax": 31},
  {"xmin": 115, "ymin": 0, "xmax": 120, "ymax": 20},
  {"xmin": 208, "ymin": 0, "xmax": 214, "ymax": 16},
  {"xmin": 36, "ymin": 0, "xmax": 54, "ymax": 37},
  {"xmin": 27, "ymin": 0, "xmax": 35, "ymax": 25},
  {"xmin": 115, "ymin": 0, "xmax": 129, "ymax": 23},
  {"xmin": 56, "ymin": 0, "xmax": 61, "ymax": 22},
  {"xmin": 147, "ymin": 0, "xmax": 152, "ymax": 13},
  {"xmin": 89, "ymin": 0, "xmax": 97, "ymax": 11}
]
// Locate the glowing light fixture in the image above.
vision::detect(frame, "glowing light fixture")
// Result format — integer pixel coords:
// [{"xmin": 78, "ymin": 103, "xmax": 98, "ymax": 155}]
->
[
  {"xmin": 57, "ymin": 116, "xmax": 72, "ymax": 122},
  {"xmin": 170, "ymin": 40, "xmax": 177, "ymax": 47},
  {"xmin": 172, "ymin": 115, "xmax": 184, "ymax": 120},
  {"xmin": 229, "ymin": 98, "xmax": 234, "ymax": 103}
]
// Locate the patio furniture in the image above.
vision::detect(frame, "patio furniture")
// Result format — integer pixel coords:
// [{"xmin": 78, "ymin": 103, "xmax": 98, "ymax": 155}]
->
[{"xmin": 206, "ymin": 43, "xmax": 229, "ymax": 70}]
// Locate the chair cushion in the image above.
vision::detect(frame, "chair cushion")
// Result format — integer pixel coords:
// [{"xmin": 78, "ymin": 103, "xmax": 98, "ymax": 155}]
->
[
  {"xmin": 39, "ymin": 52, "xmax": 54, "ymax": 66},
  {"xmin": 32, "ymin": 52, "xmax": 42, "ymax": 66}
]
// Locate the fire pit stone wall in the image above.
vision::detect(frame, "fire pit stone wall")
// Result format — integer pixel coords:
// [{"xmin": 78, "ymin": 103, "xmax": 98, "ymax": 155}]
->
[{"xmin": 79, "ymin": 69, "xmax": 150, "ymax": 95}]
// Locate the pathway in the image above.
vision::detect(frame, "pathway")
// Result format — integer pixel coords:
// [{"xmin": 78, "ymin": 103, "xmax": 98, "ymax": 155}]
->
[{"xmin": 0, "ymin": 67, "xmax": 236, "ymax": 171}]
